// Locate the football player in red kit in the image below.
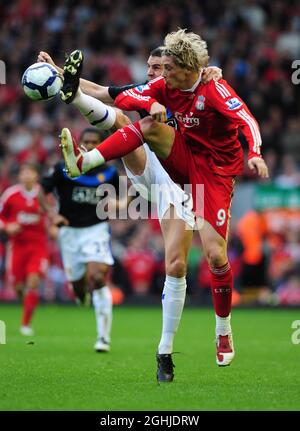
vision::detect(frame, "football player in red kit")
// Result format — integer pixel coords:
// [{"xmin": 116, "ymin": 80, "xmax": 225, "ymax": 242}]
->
[
  {"xmin": 0, "ymin": 163, "xmax": 49, "ymax": 336},
  {"xmin": 60, "ymin": 29, "xmax": 269, "ymax": 371}
]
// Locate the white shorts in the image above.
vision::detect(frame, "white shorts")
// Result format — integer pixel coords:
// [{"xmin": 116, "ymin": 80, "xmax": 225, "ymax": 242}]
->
[
  {"xmin": 58, "ymin": 222, "xmax": 114, "ymax": 282},
  {"xmin": 124, "ymin": 144, "xmax": 195, "ymax": 229}
]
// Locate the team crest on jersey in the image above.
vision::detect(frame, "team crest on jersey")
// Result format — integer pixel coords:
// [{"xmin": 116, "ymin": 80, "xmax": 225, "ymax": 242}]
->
[
  {"xmin": 135, "ymin": 84, "xmax": 150, "ymax": 93},
  {"xmin": 226, "ymin": 97, "xmax": 243, "ymax": 110},
  {"xmin": 97, "ymin": 173, "xmax": 105, "ymax": 182},
  {"xmin": 195, "ymin": 95, "xmax": 205, "ymax": 110}
]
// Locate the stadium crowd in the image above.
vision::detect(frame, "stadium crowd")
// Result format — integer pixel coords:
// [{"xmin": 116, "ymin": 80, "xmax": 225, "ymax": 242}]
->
[{"xmin": 0, "ymin": 0, "xmax": 300, "ymax": 305}]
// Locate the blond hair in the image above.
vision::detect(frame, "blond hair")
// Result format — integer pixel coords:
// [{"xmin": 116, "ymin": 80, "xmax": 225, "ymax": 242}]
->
[{"xmin": 161, "ymin": 28, "xmax": 209, "ymax": 71}]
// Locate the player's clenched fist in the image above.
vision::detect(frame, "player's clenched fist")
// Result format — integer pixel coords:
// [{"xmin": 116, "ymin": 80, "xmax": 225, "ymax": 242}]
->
[
  {"xmin": 37, "ymin": 51, "xmax": 63, "ymax": 75},
  {"xmin": 248, "ymin": 157, "xmax": 269, "ymax": 178},
  {"xmin": 150, "ymin": 102, "xmax": 167, "ymax": 123},
  {"xmin": 37, "ymin": 51, "xmax": 55, "ymax": 65}
]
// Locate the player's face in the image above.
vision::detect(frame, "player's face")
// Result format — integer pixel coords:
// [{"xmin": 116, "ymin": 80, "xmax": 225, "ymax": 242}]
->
[
  {"xmin": 162, "ymin": 55, "xmax": 190, "ymax": 90},
  {"xmin": 19, "ymin": 166, "xmax": 39, "ymax": 188},
  {"xmin": 80, "ymin": 132, "xmax": 101, "ymax": 151},
  {"xmin": 147, "ymin": 56, "xmax": 163, "ymax": 80}
]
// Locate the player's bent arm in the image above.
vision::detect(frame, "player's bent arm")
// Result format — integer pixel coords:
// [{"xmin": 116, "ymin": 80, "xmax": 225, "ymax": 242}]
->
[
  {"xmin": 115, "ymin": 92, "xmax": 157, "ymax": 113},
  {"xmin": 79, "ymin": 80, "xmax": 114, "ymax": 104},
  {"xmin": 0, "ymin": 221, "xmax": 22, "ymax": 236},
  {"xmin": 207, "ymin": 79, "xmax": 269, "ymax": 177},
  {"xmin": 0, "ymin": 199, "xmax": 21, "ymax": 235}
]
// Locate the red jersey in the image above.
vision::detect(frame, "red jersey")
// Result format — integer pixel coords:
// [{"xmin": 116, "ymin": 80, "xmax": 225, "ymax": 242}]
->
[
  {"xmin": 0, "ymin": 184, "xmax": 48, "ymax": 244},
  {"xmin": 115, "ymin": 77, "xmax": 262, "ymax": 176}
]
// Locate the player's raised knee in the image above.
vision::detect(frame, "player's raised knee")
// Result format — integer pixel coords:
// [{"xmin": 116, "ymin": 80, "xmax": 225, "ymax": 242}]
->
[
  {"xmin": 140, "ymin": 116, "xmax": 158, "ymax": 136},
  {"xmin": 114, "ymin": 109, "xmax": 131, "ymax": 129}
]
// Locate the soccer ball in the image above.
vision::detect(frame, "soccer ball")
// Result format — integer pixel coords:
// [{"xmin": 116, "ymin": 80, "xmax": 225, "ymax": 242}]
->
[{"xmin": 22, "ymin": 63, "xmax": 63, "ymax": 101}]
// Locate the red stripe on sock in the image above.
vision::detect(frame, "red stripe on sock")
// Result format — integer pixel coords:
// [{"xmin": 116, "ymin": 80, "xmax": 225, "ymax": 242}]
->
[
  {"xmin": 96, "ymin": 121, "xmax": 144, "ymax": 161},
  {"xmin": 210, "ymin": 263, "xmax": 233, "ymax": 317}
]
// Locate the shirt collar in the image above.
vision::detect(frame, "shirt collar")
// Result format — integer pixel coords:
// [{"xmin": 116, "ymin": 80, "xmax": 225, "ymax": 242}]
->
[{"xmin": 181, "ymin": 71, "xmax": 203, "ymax": 93}]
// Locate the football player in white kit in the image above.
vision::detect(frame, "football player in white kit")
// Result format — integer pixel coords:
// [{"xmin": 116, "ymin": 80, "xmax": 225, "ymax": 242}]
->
[{"xmin": 38, "ymin": 49, "xmax": 221, "ymax": 382}]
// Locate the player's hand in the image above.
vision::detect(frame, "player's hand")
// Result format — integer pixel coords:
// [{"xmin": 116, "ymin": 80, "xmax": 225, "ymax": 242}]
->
[
  {"xmin": 150, "ymin": 102, "xmax": 167, "ymax": 123},
  {"xmin": 37, "ymin": 51, "xmax": 59, "ymax": 70},
  {"xmin": 51, "ymin": 214, "xmax": 69, "ymax": 227},
  {"xmin": 202, "ymin": 66, "xmax": 223, "ymax": 83},
  {"xmin": 248, "ymin": 157, "xmax": 269, "ymax": 178},
  {"xmin": 5, "ymin": 222, "xmax": 21, "ymax": 236}
]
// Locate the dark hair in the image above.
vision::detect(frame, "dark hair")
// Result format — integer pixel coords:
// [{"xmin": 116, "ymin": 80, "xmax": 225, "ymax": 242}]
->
[
  {"xmin": 150, "ymin": 47, "xmax": 162, "ymax": 57},
  {"xmin": 79, "ymin": 128, "xmax": 108, "ymax": 143}
]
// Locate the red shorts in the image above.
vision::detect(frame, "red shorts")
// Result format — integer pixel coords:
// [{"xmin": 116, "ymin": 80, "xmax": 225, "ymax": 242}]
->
[
  {"xmin": 6, "ymin": 242, "xmax": 49, "ymax": 287},
  {"xmin": 160, "ymin": 131, "xmax": 235, "ymax": 239}
]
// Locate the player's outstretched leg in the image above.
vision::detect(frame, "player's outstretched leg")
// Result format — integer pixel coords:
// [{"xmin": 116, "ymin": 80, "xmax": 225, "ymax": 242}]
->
[
  {"xmin": 60, "ymin": 49, "xmax": 83, "ymax": 104},
  {"xmin": 62, "ymin": 49, "xmax": 117, "ymax": 130},
  {"xmin": 156, "ymin": 353, "xmax": 175, "ymax": 383}
]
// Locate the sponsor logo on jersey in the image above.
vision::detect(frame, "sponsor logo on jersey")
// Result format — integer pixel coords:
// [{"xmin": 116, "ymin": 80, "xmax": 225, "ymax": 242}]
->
[
  {"xmin": 17, "ymin": 212, "xmax": 40, "ymax": 224},
  {"xmin": 225, "ymin": 97, "xmax": 242, "ymax": 110},
  {"xmin": 135, "ymin": 84, "xmax": 150, "ymax": 93},
  {"xmin": 195, "ymin": 95, "xmax": 205, "ymax": 110},
  {"xmin": 72, "ymin": 187, "xmax": 99, "ymax": 205},
  {"xmin": 175, "ymin": 112, "xmax": 200, "ymax": 128}
]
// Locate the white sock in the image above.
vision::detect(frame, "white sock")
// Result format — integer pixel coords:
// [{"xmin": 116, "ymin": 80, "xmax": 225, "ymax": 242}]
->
[
  {"xmin": 92, "ymin": 287, "xmax": 113, "ymax": 342},
  {"xmin": 73, "ymin": 88, "xmax": 116, "ymax": 130},
  {"xmin": 158, "ymin": 275, "xmax": 186, "ymax": 354},
  {"xmin": 82, "ymin": 148, "xmax": 105, "ymax": 172},
  {"xmin": 215, "ymin": 313, "xmax": 232, "ymax": 336}
]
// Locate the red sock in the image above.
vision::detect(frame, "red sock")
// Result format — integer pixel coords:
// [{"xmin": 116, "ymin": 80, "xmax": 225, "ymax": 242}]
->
[
  {"xmin": 22, "ymin": 289, "xmax": 39, "ymax": 326},
  {"xmin": 210, "ymin": 263, "xmax": 233, "ymax": 317},
  {"xmin": 96, "ymin": 122, "xmax": 144, "ymax": 161}
]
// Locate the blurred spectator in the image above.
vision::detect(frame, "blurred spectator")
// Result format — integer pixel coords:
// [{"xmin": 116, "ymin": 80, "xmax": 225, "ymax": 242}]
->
[
  {"xmin": 122, "ymin": 223, "xmax": 158, "ymax": 295},
  {"xmin": 275, "ymin": 154, "xmax": 300, "ymax": 188},
  {"xmin": 276, "ymin": 275, "xmax": 300, "ymax": 306}
]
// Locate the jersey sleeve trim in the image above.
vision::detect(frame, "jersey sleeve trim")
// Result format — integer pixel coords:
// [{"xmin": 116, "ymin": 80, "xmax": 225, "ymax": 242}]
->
[{"xmin": 236, "ymin": 108, "xmax": 262, "ymax": 155}]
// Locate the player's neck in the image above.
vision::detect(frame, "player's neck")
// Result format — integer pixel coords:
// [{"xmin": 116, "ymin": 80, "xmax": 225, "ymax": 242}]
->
[
  {"xmin": 22, "ymin": 184, "xmax": 35, "ymax": 192},
  {"xmin": 181, "ymin": 71, "xmax": 201, "ymax": 91}
]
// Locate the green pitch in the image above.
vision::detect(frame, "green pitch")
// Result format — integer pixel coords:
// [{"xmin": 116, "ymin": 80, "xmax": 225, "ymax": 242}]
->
[{"xmin": 0, "ymin": 304, "xmax": 299, "ymax": 411}]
